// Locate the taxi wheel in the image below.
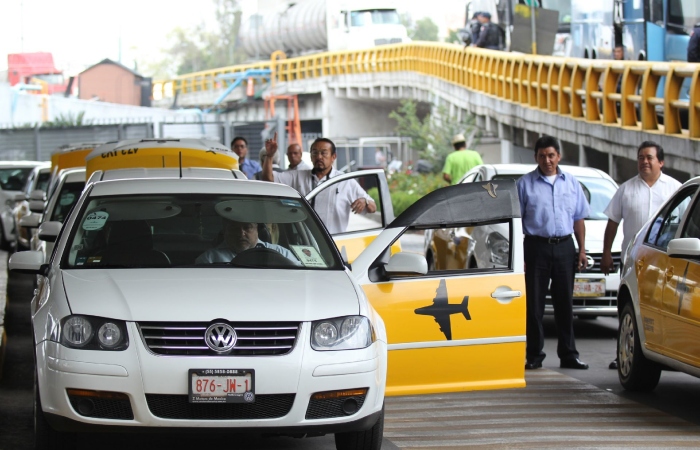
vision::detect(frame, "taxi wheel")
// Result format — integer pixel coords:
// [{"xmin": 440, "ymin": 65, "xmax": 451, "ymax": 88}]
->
[
  {"xmin": 334, "ymin": 405, "xmax": 384, "ymax": 450},
  {"xmin": 35, "ymin": 373, "xmax": 77, "ymax": 450},
  {"xmin": 618, "ymin": 303, "xmax": 661, "ymax": 392}
]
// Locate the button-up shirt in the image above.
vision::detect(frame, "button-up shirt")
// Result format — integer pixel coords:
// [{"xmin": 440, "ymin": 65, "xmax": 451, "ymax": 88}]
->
[
  {"xmin": 604, "ymin": 173, "xmax": 681, "ymax": 254},
  {"xmin": 287, "ymin": 161, "xmax": 312, "ymax": 171},
  {"xmin": 239, "ymin": 158, "xmax": 262, "ymax": 179},
  {"xmin": 517, "ymin": 167, "xmax": 590, "ymax": 238},
  {"xmin": 273, "ymin": 168, "xmax": 372, "ymax": 234}
]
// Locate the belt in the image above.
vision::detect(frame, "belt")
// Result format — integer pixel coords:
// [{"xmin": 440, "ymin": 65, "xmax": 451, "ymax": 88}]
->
[{"xmin": 525, "ymin": 235, "xmax": 572, "ymax": 244}]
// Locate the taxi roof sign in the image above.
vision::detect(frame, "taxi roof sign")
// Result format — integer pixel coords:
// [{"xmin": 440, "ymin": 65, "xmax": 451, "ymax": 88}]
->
[
  {"xmin": 85, "ymin": 138, "xmax": 239, "ymax": 178},
  {"xmin": 50, "ymin": 142, "xmax": 106, "ymax": 172}
]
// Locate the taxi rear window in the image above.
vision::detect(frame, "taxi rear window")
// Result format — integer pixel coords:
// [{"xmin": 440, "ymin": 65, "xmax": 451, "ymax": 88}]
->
[{"xmin": 62, "ymin": 193, "xmax": 343, "ymax": 270}]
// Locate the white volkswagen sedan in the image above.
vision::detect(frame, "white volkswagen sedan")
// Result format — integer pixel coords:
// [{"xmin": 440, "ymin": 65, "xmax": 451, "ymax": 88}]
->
[{"xmin": 11, "ymin": 172, "xmax": 388, "ymax": 450}]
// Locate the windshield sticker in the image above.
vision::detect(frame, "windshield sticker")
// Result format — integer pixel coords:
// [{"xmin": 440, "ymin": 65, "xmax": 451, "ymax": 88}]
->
[
  {"xmin": 82, "ymin": 211, "xmax": 109, "ymax": 230},
  {"xmin": 59, "ymin": 192, "xmax": 76, "ymax": 206},
  {"xmin": 280, "ymin": 199, "xmax": 302, "ymax": 207},
  {"xmin": 290, "ymin": 245, "xmax": 327, "ymax": 268},
  {"xmin": 76, "ymin": 256, "xmax": 87, "ymax": 266},
  {"xmin": 87, "ymin": 256, "xmax": 102, "ymax": 264}
]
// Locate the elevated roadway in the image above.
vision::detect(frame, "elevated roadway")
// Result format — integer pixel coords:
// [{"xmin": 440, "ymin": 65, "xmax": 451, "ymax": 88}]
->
[{"xmin": 153, "ymin": 43, "xmax": 700, "ymax": 178}]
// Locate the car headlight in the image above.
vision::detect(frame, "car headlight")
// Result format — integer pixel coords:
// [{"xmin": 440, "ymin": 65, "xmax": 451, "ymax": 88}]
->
[
  {"xmin": 486, "ymin": 232, "xmax": 509, "ymax": 266},
  {"xmin": 311, "ymin": 316, "xmax": 375, "ymax": 351},
  {"xmin": 56, "ymin": 315, "xmax": 128, "ymax": 351}
]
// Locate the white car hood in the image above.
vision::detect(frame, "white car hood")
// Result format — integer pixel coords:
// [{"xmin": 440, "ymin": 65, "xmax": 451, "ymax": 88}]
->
[
  {"xmin": 585, "ymin": 219, "xmax": 622, "ymax": 253},
  {"xmin": 61, "ymin": 269, "xmax": 359, "ymax": 322}
]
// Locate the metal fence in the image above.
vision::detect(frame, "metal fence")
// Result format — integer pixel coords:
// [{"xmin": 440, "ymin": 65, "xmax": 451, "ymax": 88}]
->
[{"xmin": 0, "ymin": 123, "xmax": 153, "ymax": 161}]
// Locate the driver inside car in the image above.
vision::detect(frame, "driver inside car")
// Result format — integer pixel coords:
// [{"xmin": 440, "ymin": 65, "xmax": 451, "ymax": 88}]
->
[{"xmin": 195, "ymin": 219, "xmax": 300, "ymax": 265}]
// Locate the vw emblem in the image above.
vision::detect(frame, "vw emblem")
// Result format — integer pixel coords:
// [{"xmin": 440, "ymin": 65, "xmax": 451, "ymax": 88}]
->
[
  {"xmin": 205, "ymin": 323, "xmax": 237, "ymax": 353},
  {"xmin": 586, "ymin": 255, "xmax": 595, "ymax": 269}
]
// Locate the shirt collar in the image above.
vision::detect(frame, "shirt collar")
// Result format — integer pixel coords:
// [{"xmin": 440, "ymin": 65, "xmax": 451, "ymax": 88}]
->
[{"xmin": 536, "ymin": 166, "xmax": 564, "ymax": 179}]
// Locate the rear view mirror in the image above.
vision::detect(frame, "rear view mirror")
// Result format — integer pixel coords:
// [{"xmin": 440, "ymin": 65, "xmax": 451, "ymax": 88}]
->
[
  {"xmin": 29, "ymin": 200, "xmax": 45, "ymax": 214},
  {"xmin": 14, "ymin": 193, "xmax": 27, "ymax": 202},
  {"xmin": 19, "ymin": 214, "xmax": 41, "ymax": 229},
  {"xmin": 667, "ymin": 238, "xmax": 700, "ymax": 258},
  {"xmin": 9, "ymin": 250, "xmax": 46, "ymax": 274},
  {"xmin": 29, "ymin": 190, "xmax": 46, "ymax": 201},
  {"xmin": 384, "ymin": 252, "xmax": 428, "ymax": 278},
  {"xmin": 38, "ymin": 221, "xmax": 62, "ymax": 243}
]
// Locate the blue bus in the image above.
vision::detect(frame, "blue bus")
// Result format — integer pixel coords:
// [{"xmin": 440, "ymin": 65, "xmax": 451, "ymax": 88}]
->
[{"xmin": 619, "ymin": 0, "xmax": 699, "ymax": 61}]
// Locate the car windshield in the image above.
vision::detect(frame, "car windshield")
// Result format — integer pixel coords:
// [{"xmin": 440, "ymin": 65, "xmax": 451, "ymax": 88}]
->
[
  {"xmin": 492, "ymin": 174, "xmax": 617, "ymax": 220},
  {"xmin": 62, "ymin": 193, "xmax": 343, "ymax": 270},
  {"xmin": 0, "ymin": 168, "xmax": 33, "ymax": 191},
  {"xmin": 50, "ymin": 182, "xmax": 86, "ymax": 223}
]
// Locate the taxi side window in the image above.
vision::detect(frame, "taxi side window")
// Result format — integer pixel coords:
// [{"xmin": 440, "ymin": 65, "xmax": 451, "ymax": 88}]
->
[
  {"xmin": 646, "ymin": 187, "xmax": 696, "ymax": 249},
  {"xmin": 681, "ymin": 195, "xmax": 700, "ymax": 239}
]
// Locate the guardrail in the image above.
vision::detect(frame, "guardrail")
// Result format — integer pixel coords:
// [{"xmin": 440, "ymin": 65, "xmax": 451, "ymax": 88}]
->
[{"xmin": 154, "ymin": 43, "xmax": 700, "ymax": 140}]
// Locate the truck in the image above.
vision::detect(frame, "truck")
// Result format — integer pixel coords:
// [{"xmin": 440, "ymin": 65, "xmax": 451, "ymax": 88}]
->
[
  {"xmin": 7, "ymin": 52, "xmax": 69, "ymax": 95},
  {"xmin": 239, "ymin": 0, "xmax": 410, "ymax": 59}
]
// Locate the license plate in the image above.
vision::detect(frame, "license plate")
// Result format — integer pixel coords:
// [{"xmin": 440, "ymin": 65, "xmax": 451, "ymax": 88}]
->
[
  {"xmin": 188, "ymin": 369, "xmax": 255, "ymax": 404},
  {"xmin": 574, "ymin": 278, "xmax": 605, "ymax": 297}
]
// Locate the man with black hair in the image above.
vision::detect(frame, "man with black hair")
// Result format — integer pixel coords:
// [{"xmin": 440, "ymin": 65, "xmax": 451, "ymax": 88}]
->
[
  {"xmin": 517, "ymin": 135, "xmax": 590, "ymax": 371},
  {"xmin": 474, "ymin": 12, "xmax": 504, "ymax": 50},
  {"xmin": 601, "ymin": 141, "xmax": 681, "ymax": 369},
  {"xmin": 231, "ymin": 136, "xmax": 261, "ymax": 179},
  {"xmin": 261, "ymin": 134, "xmax": 376, "ymax": 234}
]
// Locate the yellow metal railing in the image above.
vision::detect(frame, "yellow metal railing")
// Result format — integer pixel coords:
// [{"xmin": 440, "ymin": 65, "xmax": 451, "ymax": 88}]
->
[{"xmin": 154, "ymin": 42, "xmax": 700, "ymax": 139}]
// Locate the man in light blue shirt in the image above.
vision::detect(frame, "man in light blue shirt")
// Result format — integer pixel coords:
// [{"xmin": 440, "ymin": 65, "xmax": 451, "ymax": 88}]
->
[
  {"xmin": 196, "ymin": 219, "xmax": 299, "ymax": 265},
  {"xmin": 231, "ymin": 136, "xmax": 261, "ymax": 179},
  {"xmin": 517, "ymin": 135, "xmax": 590, "ymax": 371}
]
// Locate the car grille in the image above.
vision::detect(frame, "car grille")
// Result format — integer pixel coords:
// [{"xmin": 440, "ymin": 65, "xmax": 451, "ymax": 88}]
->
[
  {"xmin": 146, "ymin": 394, "xmax": 295, "ymax": 420},
  {"xmin": 68, "ymin": 394, "xmax": 134, "ymax": 420},
  {"xmin": 306, "ymin": 393, "xmax": 367, "ymax": 419},
  {"xmin": 137, "ymin": 321, "xmax": 300, "ymax": 356},
  {"xmin": 579, "ymin": 252, "xmax": 621, "ymax": 274}
]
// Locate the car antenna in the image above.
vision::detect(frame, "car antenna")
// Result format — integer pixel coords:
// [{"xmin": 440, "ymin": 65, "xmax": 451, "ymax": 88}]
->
[{"xmin": 179, "ymin": 151, "xmax": 183, "ymax": 179}]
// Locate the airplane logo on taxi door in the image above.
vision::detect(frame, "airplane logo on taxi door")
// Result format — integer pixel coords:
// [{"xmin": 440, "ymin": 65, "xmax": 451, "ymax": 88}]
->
[{"xmin": 414, "ymin": 279, "xmax": 471, "ymax": 340}]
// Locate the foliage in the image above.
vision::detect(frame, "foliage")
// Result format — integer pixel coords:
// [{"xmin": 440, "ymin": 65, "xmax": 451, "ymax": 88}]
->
[
  {"xmin": 389, "ymin": 99, "xmax": 480, "ymax": 173},
  {"xmin": 445, "ymin": 29, "xmax": 462, "ymax": 44},
  {"xmin": 400, "ymin": 15, "xmax": 439, "ymax": 42},
  {"xmin": 368, "ymin": 173, "xmax": 445, "ymax": 216},
  {"xmin": 43, "ymin": 111, "xmax": 89, "ymax": 128},
  {"xmin": 144, "ymin": 0, "xmax": 245, "ymax": 77}
]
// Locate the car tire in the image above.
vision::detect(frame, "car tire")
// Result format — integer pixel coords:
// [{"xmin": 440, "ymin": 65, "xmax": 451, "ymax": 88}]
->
[
  {"xmin": 578, "ymin": 315, "xmax": 598, "ymax": 320},
  {"xmin": 0, "ymin": 223, "xmax": 13, "ymax": 252},
  {"xmin": 426, "ymin": 252, "xmax": 436, "ymax": 271},
  {"xmin": 334, "ymin": 405, "xmax": 384, "ymax": 450},
  {"xmin": 35, "ymin": 373, "xmax": 76, "ymax": 450},
  {"xmin": 618, "ymin": 303, "xmax": 661, "ymax": 392}
]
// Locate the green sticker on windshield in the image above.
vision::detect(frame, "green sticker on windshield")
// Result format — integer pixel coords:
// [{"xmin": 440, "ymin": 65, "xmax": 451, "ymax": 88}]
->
[
  {"xmin": 83, "ymin": 211, "xmax": 109, "ymax": 230},
  {"xmin": 59, "ymin": 193, "xmax": 75, "ymax": 206}
]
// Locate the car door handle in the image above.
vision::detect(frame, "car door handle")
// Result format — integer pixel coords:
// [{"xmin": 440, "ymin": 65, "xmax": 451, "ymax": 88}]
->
[
  {"xmin": 665, "ymin": 268, "xmax": 674, "ymax": 282},
  {"xmin": 491, "ymin": 290, "xmax": 522, "ymax": 299}
]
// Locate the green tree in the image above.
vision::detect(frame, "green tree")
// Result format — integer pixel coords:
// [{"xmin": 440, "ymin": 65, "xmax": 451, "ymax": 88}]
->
[
  {"xmin": 445, "ymin": 29, "xmax": 461, "ymax": 44},
  {"xmin": 389, "ymin": 99, "xmax": 480, "ymax": 172},
  {"xmin": 410, "ymin": 17, "xmax": 439, "ymax": 41}
]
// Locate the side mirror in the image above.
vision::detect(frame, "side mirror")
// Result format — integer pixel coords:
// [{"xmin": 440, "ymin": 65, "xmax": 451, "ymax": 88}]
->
[
  {"xmin": 667, "ymin": 238, "xmax": 700, "ymax": 258},
  {"xmin": 19, "ymin": 214, "xmax": 41, "ymax": 229},
  {"xmin": 384, "ymin": 252, "xmax": 428, "ymax": 277},
  {"xmin": 37, "ymin": 221, "xmax": 62, "ymax": 243},
  {"xmin": 14, "ymin": 193, "xmax": 27, "ymax": 202},
  {"xmin": 29, "ymin": 189, "xmax": 46, "ymax": 201},
  {"xmin": 29, "ymin": 200, "xmax": 45, "ymax": 214},
  {"xmin": 9, "ymin": 250, "xmax": 46, "ymax": 274}
]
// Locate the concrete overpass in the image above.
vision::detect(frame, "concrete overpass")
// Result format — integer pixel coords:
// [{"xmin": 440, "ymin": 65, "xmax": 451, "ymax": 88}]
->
[{"xmin": 153, "ymin": 43, "xmax": 700, "ymax": 180}]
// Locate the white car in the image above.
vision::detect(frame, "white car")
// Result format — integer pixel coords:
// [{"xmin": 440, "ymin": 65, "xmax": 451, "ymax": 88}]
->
[
  {"xmin": 11, "ymin": 169, "xmax": 390, "ymax": 449},
  {"xmin": 12, "ymin": 162, "xmax": 51, "ymax": 250},
  {"xmin": 0, "ymin": 161, "xmax": 44, "ymax": 249},
  {"xmin": 425, "ymin": 164, "xmax": 622, "ymax": 318}
]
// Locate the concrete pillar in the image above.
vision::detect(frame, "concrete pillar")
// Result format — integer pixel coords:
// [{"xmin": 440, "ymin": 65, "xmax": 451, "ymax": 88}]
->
[
  {"xmin": 501, "ymin": 139, "xmax": 513, "ymax": 164},
  {"xmin": 608, "ymin": 152, "xmax": 616, "ymax": 180},
  {"xmin": 579, "ymin": 143, "xmax": 587, "ymax": 167}
]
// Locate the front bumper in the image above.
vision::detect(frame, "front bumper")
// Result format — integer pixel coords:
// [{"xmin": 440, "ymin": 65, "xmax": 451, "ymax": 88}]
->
[
  {"xmin": 545, "ymin": 269, "xmax": 620, "ymax": 317},
  {"xmin": 37, "ymin": 322, "xmax": 386, "ymax": 433}
]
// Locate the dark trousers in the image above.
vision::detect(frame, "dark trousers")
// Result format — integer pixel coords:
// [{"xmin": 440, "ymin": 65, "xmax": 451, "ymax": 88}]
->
[{"xmin": 524, "ymin": 237, "xmax": 579, "ymax": 364}]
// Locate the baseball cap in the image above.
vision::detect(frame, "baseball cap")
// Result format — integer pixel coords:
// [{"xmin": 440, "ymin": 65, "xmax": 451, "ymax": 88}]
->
[
  {"xmin": 452, "ymin": 134, "xmax": 466, "ymax": 144},
  {"xmin": 480, "ymin": 12, "xmax": 492, "ymax": 19}
]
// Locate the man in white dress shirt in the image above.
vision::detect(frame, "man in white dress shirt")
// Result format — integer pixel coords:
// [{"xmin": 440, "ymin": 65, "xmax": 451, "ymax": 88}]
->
[
  {"xmin": 262, "ymin": 134, "xmax": 376, "ymax": 234},
  {"xmin": 601, "ymin": 141, "xmax": 681, "ymax": 369}
]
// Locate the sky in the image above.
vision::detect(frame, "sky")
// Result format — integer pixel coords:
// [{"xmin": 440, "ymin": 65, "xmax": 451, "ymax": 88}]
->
[{"xmin": 0, "ymin": 0, "xmax": 465, "ymax": 76}]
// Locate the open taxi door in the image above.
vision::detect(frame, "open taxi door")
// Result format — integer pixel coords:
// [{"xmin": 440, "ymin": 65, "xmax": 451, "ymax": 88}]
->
[
  {"xmin": 305, "ymin": 169, "xmax": 397, "ymax": 263},
  {"xmin": 351, "ymin": 180, "xmax": 526, "ymax": 395}
]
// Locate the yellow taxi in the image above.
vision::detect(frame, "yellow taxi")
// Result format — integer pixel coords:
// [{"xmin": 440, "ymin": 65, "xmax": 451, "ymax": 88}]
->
[{"xmin": 617, "ymin": 177, "xmax": 700, "ymax": 391}]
